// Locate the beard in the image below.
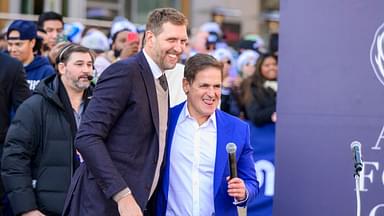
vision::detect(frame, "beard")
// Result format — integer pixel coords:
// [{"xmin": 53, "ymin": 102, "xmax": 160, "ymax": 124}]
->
[
  {"xmin": 157, "ymin": 50, "xmax": 180, "ymax": 71},
  {"xmin": 114, "ymin": 49, "xmax": 122, "ymax": 58},
  {"xmin": 73, "ymin": 79, "xmax": 90, "ymax": 91}
]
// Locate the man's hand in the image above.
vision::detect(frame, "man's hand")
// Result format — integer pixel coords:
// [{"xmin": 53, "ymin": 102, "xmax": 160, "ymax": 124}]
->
[
  {"xmin": 271, "ymin": 112, "xmax": 277, "ymax": 122},
  {"xmin": 227, "ymin": 176, "xmax": 247, "ymax": 201},
  {"xmin": 21, "ymin": 209, "xmax": 46, "ymax": 216},
  {"xmin": 120, "ymin": 41, "xmax": 139, "ymax": 59},
  {"xmin": 117, "ymin": 194, "xmax": 143, "ymax": 216}
]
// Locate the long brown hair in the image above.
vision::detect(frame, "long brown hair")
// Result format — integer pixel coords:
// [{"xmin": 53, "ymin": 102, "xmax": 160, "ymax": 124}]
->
[{"xmin": 239, "ymin": 53, "xmax": 277, "ymax": 106}]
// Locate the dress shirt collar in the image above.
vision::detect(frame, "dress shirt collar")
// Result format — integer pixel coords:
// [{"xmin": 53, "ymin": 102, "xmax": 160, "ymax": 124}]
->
[
  {"xmin": 179, "ymin": 101, "xmax": 217, "ymax": 129},
  {"xmin": 143, "ymin": 49, "xmax": 163, "ymax": 79}
]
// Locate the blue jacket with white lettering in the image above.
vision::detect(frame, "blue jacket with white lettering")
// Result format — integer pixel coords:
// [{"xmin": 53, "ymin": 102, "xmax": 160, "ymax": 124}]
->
[{"xmin": 25, "ymin": 55, "xmax": 55, "ymax": 90}]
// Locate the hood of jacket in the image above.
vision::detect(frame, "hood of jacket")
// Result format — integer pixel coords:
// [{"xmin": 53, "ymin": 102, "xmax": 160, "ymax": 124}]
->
[
  {"xmin": 34, "ymin": 74, "xmax": 94, "ymax": 111},
  {"xmin": 25, "ymin": 55, "xmax": 52, "ymax": 71},
  {"xmin": 33, "ymin": 74, "xmax": 65, "ymax": 110}
]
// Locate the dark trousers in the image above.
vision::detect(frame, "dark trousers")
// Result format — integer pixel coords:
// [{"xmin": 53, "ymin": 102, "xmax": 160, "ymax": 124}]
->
[{"xmin": 0, "ymin": 145, "xmax": 14, "ymax": 216}]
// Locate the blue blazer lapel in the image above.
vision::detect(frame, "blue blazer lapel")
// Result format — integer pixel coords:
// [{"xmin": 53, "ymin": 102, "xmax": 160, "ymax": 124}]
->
[
  {"xmin": 137, "ymin": 52, "xmax": 159, "ymax": 135},
  {"xmin": 213, "ymin": 110, "xmax": 231, "ymax": 197}
]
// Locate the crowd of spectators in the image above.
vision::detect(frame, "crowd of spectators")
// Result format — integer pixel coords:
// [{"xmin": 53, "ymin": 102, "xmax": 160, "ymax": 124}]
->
[{"xmin": 0, "ymin": 9, "xmax": 278, "ymax": 216}]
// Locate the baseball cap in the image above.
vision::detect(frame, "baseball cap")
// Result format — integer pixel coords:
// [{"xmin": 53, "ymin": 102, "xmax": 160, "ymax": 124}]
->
[{"xmin": 7, "ymin": 20, "xmax": 37, "ymax": 40}]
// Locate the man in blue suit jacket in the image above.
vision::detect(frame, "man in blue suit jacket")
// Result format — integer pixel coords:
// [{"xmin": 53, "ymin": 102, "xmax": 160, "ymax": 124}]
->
[
  {"xmin": 62, "ymin": 8, "xmax": 188, "ymax": 216},
  {"xmin": 157, "ymin": 54, "xmax": 259, "ymax": 216}
]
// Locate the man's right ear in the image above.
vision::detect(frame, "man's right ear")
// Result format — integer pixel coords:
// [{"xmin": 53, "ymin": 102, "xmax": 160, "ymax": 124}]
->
[
  {"xmin": 144, "ymin": 31, "xmax": 154, "ymax": 48},
  {"xmin": 182, "ymin": 78, "xmax": 190, "ymax": 94},
  {"xmin": 57, "ymin": 62, "xmax": 65, "ymax": 76}
]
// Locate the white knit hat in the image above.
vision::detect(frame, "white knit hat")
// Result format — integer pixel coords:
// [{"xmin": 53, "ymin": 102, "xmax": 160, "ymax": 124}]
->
[
  {"xmin": 81, "ymin": 30, "xmax": 109, "ymax": 52},
  {"xmin": 236, "ymin": 50, "xmax": 259, "ymax": 71},
  {"xmin": 110, "ymin": 20, "xmax": 137, "ymax": 38},
  {"xmin": 213, "ymin": 48, "xmax": 234, "ymax": 62}
]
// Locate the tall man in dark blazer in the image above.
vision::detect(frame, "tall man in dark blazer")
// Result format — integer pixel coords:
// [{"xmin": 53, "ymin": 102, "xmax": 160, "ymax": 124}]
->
[
  {"xmin": 63, "ymin": 8, "xmax": 188, "ymax": 216},
  {"xmin": 0, "ymin": 52, "xmax": 30, "ymax": 162},
  {"xmin": 0, "ymin": 52, "xmax": 30, "ymax": 213}
]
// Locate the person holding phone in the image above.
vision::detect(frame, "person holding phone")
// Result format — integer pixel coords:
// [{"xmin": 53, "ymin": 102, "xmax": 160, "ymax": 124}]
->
[
  {"xmin": 120, "ymin": 31, "xmax": 140, "ymax": 59},
  {"xmin": 93, "ymin": 22, "xmax": 140, "ymax": 78}
]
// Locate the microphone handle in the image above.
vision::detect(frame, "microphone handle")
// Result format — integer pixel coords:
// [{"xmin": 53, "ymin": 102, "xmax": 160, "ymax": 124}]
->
[
  {"xmin": 353, "ymin": 146, "xmax": 363, "ymax": 172},
  {"xmin": 229, "ymin": 153, "xmax": 238, "ymax": 179}
]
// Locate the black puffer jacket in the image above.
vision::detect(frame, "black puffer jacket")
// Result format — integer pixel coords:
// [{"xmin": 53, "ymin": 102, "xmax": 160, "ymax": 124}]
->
[{"xmin": 1, "ymin": 75, "xmax": 92, "ymax": 215}]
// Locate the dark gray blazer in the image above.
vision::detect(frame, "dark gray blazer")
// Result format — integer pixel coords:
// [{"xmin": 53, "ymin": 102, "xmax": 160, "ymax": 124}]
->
[{"xmin": 63, "ymin": 51, "xmax": 161, "ymax": 215}]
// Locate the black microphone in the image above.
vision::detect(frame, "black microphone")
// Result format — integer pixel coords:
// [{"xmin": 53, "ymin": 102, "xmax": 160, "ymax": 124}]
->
[
  {"xmin": 226, "ymin": 142, "xmax": 238, "ymax": 179},
  {"xmin": 351, "ymin": 141, "xmax": 363, "ymax": 174},
  {"xmin": 87, "ymin": 75, "xmax": 94, "ymax": 81}
]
